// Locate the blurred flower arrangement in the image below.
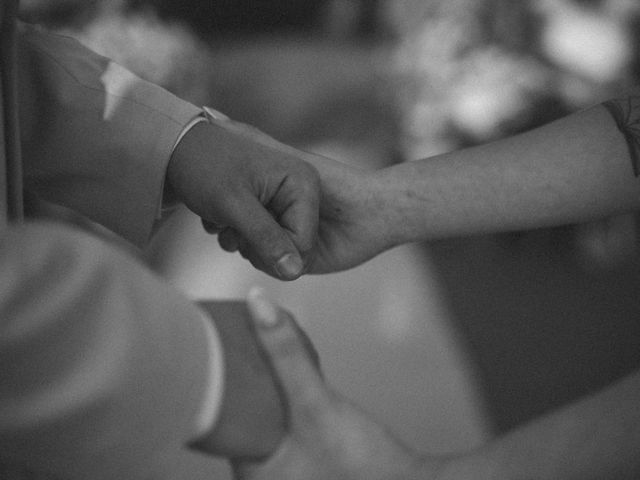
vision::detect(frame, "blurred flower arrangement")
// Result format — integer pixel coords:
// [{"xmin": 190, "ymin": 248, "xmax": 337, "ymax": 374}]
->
[
  {"xmin": 387, "ymin": 0, "xmax": 640, "ymax": 267},
  {"xmin": 387, "ymin": 0, "xmax": 640, "ymax": 155}
]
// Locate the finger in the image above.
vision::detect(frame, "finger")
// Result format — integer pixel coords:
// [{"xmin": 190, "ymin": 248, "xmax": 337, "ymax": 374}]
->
[
  {"xmin": 202, "ymin": 219, "xmax": 224, "ymax": 235},
  {"xmin": 218, "ymin": 227, "xmax": 241, "ymax": 252},
  {"xmin": 247, "ymin": 287, "xmax": 329, "ymax": 418},
  {"xmin": 228, "ymin": 195, "xmax": 304, "ymax": 280},
  {"xmin": 237, "ymin": 242, "xmax": 272, "ymax": 274},
  {"xmin": 271, "ymin": 173, "xmax": 320, "ymax": 261}
]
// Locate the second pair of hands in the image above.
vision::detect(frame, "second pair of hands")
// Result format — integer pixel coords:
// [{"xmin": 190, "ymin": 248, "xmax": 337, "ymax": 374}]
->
[
  {"xmin": 172, "ymin": 114, "xmax": 447, "ymax": 478},
  {"xmin": 190, "ymin": 294, "xmax": 444, "ymax": 479},
  {"xmin": 228, "ymin": 289, "xmax": 452, "ymax": 480}
]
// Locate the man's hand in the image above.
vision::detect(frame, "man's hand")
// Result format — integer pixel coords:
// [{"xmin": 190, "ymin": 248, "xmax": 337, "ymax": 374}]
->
[
  {"xmin": 193, "ymin": 116, "xmax": 401, "ymax": 276},
  {"xmin": 232, "ymin": 289, "xmax": 448, "ymax": 480},
  {"xmin": 167, "ymin": 119, "xmax": 320, "ymax": 280}
]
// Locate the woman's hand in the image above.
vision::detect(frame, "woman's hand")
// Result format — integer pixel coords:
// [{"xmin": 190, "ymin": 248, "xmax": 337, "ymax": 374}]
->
[
  {"xmin": 199, "ymin": 115, "xmax": 400, "ymax": 275},
  {"xmin": 233, "ymin": 289, "xmax": 448, "ymax": 480}
]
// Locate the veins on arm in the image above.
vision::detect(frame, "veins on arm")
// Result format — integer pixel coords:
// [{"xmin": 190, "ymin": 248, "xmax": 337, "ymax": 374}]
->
[{"xmin": 602, "ymin": 93, "xmax": 640, "ymax": 177}]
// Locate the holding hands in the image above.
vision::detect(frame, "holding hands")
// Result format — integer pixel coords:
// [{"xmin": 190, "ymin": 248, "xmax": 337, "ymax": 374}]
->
[
  {"xmin": 167, "ymin": 115, "xmax": 321, "ymax": 280},
  {"xmin": 178, "ymin": 100, "xmax": 640, "ymax": 479},
  {"xmin": 235, "ymin": 289, "xmax": 451, "ymax": 480},
  {"xmin": 190, "ymin": 102, "xmax": 640, "ymax": 281},
  {"xmin": 189, "ymin": 115, "xmax": 400, "ymax": 276}
]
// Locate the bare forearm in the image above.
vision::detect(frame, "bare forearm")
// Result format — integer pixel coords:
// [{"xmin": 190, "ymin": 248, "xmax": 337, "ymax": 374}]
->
[
  {"xmin": 440, "ymin": 370, "xmax": 640, "ymax": 480},
  {"xmin": 374, "ymin": 103, "xmax": 640, "ymax": 244}
]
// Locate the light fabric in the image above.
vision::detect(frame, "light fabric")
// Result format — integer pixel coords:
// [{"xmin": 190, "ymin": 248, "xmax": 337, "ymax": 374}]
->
[
  {"xmin": 16, "ymin": 23, "xmax": 201, "ymax": 247},
  {"xmin": 0, "ymin": 9, "xmax": 224, "ymax": 479}
]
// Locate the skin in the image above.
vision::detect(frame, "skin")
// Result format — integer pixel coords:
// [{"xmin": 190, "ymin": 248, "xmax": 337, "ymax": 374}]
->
[
  {"xmin": 303, "ymin": 101, "xmax": 640, "ymax": 274},
  {"xmin": 212, "ymin": 95, "xmax": 640, "ymax": 275},
  {"xmin": 223, "ymin": 90, "xmax": 640, "ymax": 478},
  {"xmin": 233, "ymin": 289, "xmax": 439, "ymax": 480},
  {"xmin": 168, "ymin": 119, "xmax": 320, "ymax": 280},
  {"xmin": 235, "ymin": 292, "xmax": 640, "ymax": 480}
]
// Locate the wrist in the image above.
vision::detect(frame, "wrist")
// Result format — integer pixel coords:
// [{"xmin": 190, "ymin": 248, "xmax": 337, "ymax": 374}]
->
[
  {"xmin": 166, "ymin": 114, "xmax": 210, "ymax": 205},
  {"xmin": 368, "ymin": 168, "xmax": 414, "ymax": 249}
]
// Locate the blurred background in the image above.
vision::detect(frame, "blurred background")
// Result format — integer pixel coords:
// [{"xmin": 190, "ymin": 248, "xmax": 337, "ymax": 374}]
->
[{"xmin": 19, "ymin": 0, "xmax": 640, "ymax": 478}]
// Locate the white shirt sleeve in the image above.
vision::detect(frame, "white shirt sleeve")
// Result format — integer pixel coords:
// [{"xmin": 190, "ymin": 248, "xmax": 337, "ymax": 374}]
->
[
  {"xmin": 161, "ymin": 106, "xmax": 231, "ymax": 218},
  {"xmin": 157, "ymin": 114, "xmax": 209, "ymax": 219},
  {"xmin": 192, "ymin": 311, "xmax": 226, "ymax": 438},
  {"xmin": 172, "ymin": 114, "xmax": 209, "ymax": 152}
]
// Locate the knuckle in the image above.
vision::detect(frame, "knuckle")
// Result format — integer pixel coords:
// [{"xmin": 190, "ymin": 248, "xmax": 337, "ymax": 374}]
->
[
  {"xmin": 218, "ymin": 231, "xmax": 239, "ymax": 252},
  {"xmin": 297, "ymin": 164, "xmax": 321, "ymax": 191},
  {"xmin": 282, "ymin": 160, "xmax": 318, "ymax": 189}
]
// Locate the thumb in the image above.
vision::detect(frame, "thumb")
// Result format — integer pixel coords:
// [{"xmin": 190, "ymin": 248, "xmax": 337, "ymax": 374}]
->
[
  {"xmin": 246, "ymin": 288, "xmax": 329, "ymax": 420},
  {"xmin": 227, "ymin": 195, "xmax": 305, "ymax": 280}
]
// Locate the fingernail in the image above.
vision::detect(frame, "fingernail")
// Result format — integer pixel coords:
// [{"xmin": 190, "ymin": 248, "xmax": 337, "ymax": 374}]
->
[
  {"xmin": 247, "ymin": 287, "xmax": 280, "ymax": 327},
  {"xmin": 276, "ymin": 253, "xmax": 303, "ymax": 279}
]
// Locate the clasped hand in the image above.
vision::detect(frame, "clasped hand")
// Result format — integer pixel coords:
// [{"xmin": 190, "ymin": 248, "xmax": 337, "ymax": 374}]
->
[
  {"xmin": 177, "ymin": 114, "xmax": 399, "ymax": 278},
  {"xmin": 167, "ymin": 116, "xmax": 320, "ymax": 280},
  {"xmin": 233, "ymin": 289, "xmax": 451, "ymax": 480}
]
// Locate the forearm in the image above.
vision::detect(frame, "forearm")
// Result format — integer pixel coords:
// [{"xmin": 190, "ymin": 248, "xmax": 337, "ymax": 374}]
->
[
  {"xmin": 374, "ymin": 103, "xmax": 640, "ymax": 244},
  {"xmin": 440, "ymin": 370, "xmax": 640, "ymax": 480}
]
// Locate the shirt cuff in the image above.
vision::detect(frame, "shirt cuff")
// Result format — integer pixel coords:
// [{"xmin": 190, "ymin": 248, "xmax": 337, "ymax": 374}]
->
[
  {"xmin": 172, "ymin": 114, "xmax": 209, "ymax": 153},
  {"xmin": 192, "ymin": 310, "xmax": 226, "ymax": 438},
  {"xmin": 157, "ymin": 113, "xmax": 209, "ymax": 219},
  {"xmin": 159, "ymin": 107, "xmax": 232, "ymax": 219}
]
